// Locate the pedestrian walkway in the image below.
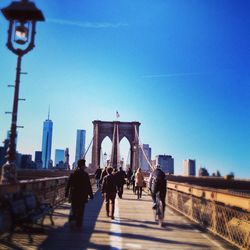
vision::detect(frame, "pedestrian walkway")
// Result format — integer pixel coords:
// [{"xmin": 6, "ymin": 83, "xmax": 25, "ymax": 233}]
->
[{"xmin": 0, "ymin": 188, "xmax": 236, "ymax": 250}]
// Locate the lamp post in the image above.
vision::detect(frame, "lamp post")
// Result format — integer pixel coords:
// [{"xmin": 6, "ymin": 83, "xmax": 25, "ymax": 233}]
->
[{"xmin": 0, "ymin": 0, "xmax": 44, "ymax": 184}]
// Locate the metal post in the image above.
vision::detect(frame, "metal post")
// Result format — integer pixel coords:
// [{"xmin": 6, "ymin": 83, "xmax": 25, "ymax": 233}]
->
[{"xmin": 1, "ymin": 53, "xmax": 22, "ymax": 184}]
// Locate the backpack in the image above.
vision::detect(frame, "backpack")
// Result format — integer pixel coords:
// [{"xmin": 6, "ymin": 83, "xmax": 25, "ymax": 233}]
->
[{"xmin": 151, "ymin": 169, "xmax": 166, "ymax": 193}]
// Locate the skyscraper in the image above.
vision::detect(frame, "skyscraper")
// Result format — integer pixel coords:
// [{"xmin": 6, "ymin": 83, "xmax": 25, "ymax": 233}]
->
[
  {"xmin": 35, "ymin": 151, "xmax": 43, "ymax": 169},
  {"xmin": 41, "ymin": 112, "xmax": 53, "ymax": 169},
  {"xmin": 139, "ymin": 144, "xmax": 151, "ymax": 171},
  {"xmin": 183, "ymin": 159, "xmax": 196, "ymax": 176},
  {"xmin": 75, "ymin": 129, "xmax": 86, "ymax": 164},
  {"xmin": 55, "ymin": 149, "xmax": 65, "ymax": 166},
  {"xmin": 64, "ymin": 147, "xmax": 70, "ymax": 170},
  {"xmin": 156, "ymin": 154, "xmax": 174, "ymax": 174}
]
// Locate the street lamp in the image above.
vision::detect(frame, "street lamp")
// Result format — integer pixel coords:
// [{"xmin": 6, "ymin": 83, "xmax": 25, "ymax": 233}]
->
[{"xmin": 0, "ymin": 0, "xmax": 44, "ymax": 184}]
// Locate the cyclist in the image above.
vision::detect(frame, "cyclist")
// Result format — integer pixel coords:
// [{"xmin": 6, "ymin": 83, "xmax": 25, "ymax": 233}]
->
[{"xmin": 149, "ymin": 164, "xmax": 167, "ymax": 216}]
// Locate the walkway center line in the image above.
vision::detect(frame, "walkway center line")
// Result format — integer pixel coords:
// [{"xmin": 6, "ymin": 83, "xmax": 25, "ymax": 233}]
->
[{"xmin": 110, "ymin": 198, "xmax": 122, "ymax": 250}]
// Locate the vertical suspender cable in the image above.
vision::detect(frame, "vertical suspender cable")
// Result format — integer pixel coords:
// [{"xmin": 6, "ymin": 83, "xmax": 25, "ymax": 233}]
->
[
  {"xmin": 111, "ymin": 124, "xmax": 116, "ymax": 166},
  {"xmin": 117, "ymin": 123, "xmax": 120, "ymax": 167}
]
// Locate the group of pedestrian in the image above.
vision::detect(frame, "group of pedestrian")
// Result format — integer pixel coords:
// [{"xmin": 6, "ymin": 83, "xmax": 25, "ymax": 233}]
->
[{"xmin": 65, "ymin": 160, "xmax": 166, "ymax": 229}]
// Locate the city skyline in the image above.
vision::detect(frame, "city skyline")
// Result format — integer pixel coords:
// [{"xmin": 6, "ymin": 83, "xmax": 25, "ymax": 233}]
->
[{"xmin": 0, "ymin": 0, "xmax": 249, "ymax": 177}]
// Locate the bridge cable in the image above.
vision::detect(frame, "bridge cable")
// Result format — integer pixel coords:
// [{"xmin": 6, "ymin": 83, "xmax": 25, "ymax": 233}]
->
[
  {"xmin": 82, "ymin": 136, "xmax": 93, "ymax": 160},
  {"xmin": 134, "ymin": 125, "xmax": 154, "ymax": 172}
]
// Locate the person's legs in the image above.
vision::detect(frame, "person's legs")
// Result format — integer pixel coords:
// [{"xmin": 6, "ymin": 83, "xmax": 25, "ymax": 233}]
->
[
  {"xmin": 117, "ymin": 185, "xmax": 122, "ymax": 198},
  {"xmin": 121, "ymin": 184, "xmax": 124, "ymax": 197},
  {"xmin": 76, "ymin": 202, "xmax": 85, "ymax": 228},
  {"xmin": 136, "ymin": 186, "xmax": 140, "ymax": 199},
  {"xmin": 139, "ymin": 187, "xmax": 142, "ymax": 198},
  {"xmin": 105, "ymin": 194, "xmax": 110, "ymax": 217},
  {"xmin": 70, "ymin": 201, "xmax": 76, "ymax": 222},
  {"xmin": 111, "ymin": 196, "xmax": 115, "ymax": 219},
  {"xmin": 160, "ymin": 191, "xmax": 166, "ymax": 216},
  {"xmin": 151, "ymin": 191, "xmax": 157, "ymax": 209}
]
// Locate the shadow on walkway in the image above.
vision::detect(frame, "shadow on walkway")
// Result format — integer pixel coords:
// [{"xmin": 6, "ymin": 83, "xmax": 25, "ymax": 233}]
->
[{"xmin": 38, "ymin": 190, "xmax": 103, "ymax": 250}]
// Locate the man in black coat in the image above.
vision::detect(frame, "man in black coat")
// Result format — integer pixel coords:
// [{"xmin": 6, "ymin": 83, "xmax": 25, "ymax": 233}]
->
[
  {"xmin": 65, "ymin": 159, "xmax": 94, "ymax": 228},
  {"xmin": 102, "ymin": 167, "xmax": 117, "ymax": 219},
  {"xmin": 149, "ymin": 164, "xmax": 166, "ymax": 214},
  {"xmin": 94, "ymin": 166, "xmax": 102, "ymax": 188},
  {"xmin": 115, "ymin": 167, "xmax": 126, "ymax": 198}
]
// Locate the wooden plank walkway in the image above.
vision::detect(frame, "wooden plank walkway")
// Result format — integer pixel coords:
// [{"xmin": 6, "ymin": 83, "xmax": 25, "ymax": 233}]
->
[{"xmin": 0, "ymin": 187, "xmax": 237, "ymax": 250}]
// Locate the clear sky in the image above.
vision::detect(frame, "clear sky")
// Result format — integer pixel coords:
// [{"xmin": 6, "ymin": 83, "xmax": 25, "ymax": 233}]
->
[{"xmin": 0, "ymin": 0, "xmax": 249, "ymax": 178}]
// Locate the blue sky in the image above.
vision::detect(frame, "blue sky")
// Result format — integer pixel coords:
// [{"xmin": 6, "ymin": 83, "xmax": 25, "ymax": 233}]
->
[{"xmin": 0, "ymin": 0, "xmax": 249, "ymax": 177}]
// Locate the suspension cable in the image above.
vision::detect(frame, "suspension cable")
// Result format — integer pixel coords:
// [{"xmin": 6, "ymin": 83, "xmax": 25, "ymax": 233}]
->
[
  {"xmin": 82, "ymin": 136, "xmax": 93, "ymax": 159},
  {"xmin": 134, "ymin": 125, "xmax": 154, "ymax": 171}
]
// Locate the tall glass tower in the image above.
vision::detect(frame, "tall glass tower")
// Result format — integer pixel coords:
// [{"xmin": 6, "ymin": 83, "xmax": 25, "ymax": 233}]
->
[
  {"xmin": 41, "ymin": 111, "xmax": 53, "ymax": 169},
  {"xmin": 75, "ymin": 129, "xmax": 86, "ymax": 165},
  {"xmin": 55, "ymin": 149, "xmax": 65, "ymax": 165}
]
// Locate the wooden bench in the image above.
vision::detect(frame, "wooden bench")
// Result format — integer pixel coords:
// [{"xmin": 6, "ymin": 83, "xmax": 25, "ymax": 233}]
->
[{"xmin": 5, "ymin": 191, "xmax": 54, "ymax": 234}]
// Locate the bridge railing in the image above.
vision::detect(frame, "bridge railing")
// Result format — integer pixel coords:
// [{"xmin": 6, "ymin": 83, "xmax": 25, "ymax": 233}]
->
[{"xmin": 167, "ymin": 181, "xmax": 250, "ymax": 250}]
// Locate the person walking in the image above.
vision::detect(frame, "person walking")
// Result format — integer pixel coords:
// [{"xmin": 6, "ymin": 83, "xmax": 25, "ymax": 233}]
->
[
  {"xmin": 126, "ymin": 167, "xmax": 133, "ymax": 189},
  {"xmin": 102, "ymin": 166, "xmax": 117, "ymax": 219},
  {"xmin": 115, "ymin": 167, "xmax": 127, "ymax": 198},
  {"xmin": 100, "ymin": 166, "xmax": 108, "ymax": 185},
  {"xmin": 94, "ymin": 166, "xmax": 102, "ymax": 189},
  {"xmin": 131, "ymin": 169, "xmax": 136, "ymax": 194},
  {"xmin": 135, "ymin": 167, "xmax": 144, "ymax": 199},
  {"xmin": 149, "ymin": 164, "xmax": 167, "ymax": 215},
  {"xmin": 65, "ymin": 159, "xmax": 94, "ymax": 229}
]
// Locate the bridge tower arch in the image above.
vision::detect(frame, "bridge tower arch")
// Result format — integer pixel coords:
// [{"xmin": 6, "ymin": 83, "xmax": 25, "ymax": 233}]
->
[{"xmin": 91, "ymin": 120, "xmax": 140, "ymax": 171}]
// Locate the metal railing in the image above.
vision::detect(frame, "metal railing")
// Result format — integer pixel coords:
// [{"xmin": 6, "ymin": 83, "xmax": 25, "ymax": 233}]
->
[{"xmin": 167, "ymin": 182, "xmax": 250, "ymax": 250}]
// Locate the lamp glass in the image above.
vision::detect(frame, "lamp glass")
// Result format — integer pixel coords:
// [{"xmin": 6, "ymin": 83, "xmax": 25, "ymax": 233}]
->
[{"xmin": 14, "ymin": 21, "xmax": 29, "ymax": 45}]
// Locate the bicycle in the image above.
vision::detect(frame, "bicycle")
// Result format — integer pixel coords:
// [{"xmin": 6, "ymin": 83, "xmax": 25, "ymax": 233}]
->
[{"xmin": 154, "ymin": 192, "xmax": 164, "ymax": 227}]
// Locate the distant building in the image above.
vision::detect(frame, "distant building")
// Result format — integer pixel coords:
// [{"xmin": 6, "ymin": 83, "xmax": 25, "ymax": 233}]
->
[
  {"xmin": 183, "ymin": 159, "xmax": 196, "ymax": 176},
  {"xmin": 55, "ymin": 149, "xmax": 65, "ymax": 166},
  {"xmin": 20, "ymin": 154, "xmax": 34, "ymax": 169},
  {"xmin": 156, "ymin": 155, "xmax": 174, "ymax": 174},
  {"xmin": 75, "ymin": 129, "xmax": 86, "ymax": 164},
  {"xmin": 198, "ymin": 167, "xmax": 209, "ymax": 176},
  {"xmin": 35, "ymin": 151, "xmax": 43, "ymax": 169},
  {"xmin": 139, "ymin": 144, "xmax": 151, "ymax": 171},
  {"xmin": 151, "ymin": 159, "xmax": 156, "ymax": 169},
  {"xmin": 64, "ymin": 147, "xmax": 70, "ymax": 170},
  {"xmin": 48, "ymin": 159, "xmax": 53, "ymax": 169},
  {"xmin": 41, "ymin": 112, "xmax": 53, "ymax": 169}
]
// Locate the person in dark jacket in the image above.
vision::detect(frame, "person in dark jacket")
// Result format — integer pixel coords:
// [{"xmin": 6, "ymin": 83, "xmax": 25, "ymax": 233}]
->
[
  {"xmin": 149, "ymin": 164, "xmax": 166, "ymax": 214},
  {"xmin": 102, "ymin": 166, "xmax": 117, "ymax": 219},
  {"xmin": 65, "ymin": 159, "xmax": 94, "ymax": 228},
  {"xmin": 94, "ymin": 166, "xmax": 102, "ymax": 189},
  {"xmin": 115, "ymin": 167, "xmax": 126, "ymax": 198},
  {"xmin": 126, "ymin": 167, "xmax": 133, "ymax": 189}
]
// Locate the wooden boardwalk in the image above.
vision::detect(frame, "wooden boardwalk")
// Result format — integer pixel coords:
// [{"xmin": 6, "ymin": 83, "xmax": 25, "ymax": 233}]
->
[{"xmin": 0, "ymin": 188, "xmax": 236, "ymax": 250}]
